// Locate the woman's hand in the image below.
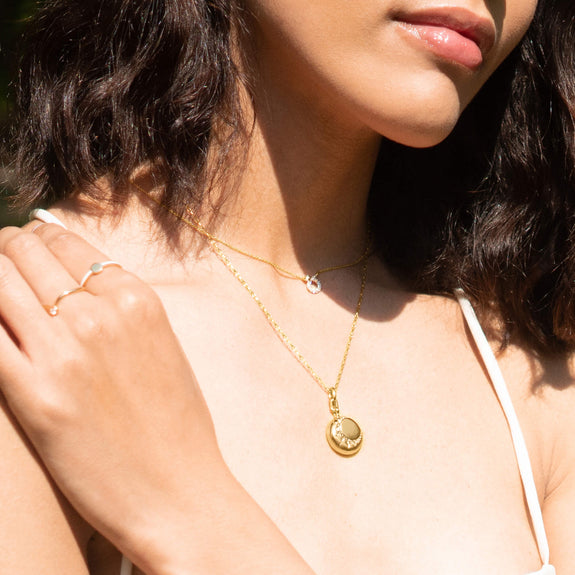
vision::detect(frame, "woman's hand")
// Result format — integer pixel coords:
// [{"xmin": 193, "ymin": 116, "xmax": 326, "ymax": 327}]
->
[
  {"xmin": 0, "ymin": 223, "xmax": 228, "ymax": 569},
  {"xmin": 0, "ymin": 223, "xmax": 316, "ymax": 575}
]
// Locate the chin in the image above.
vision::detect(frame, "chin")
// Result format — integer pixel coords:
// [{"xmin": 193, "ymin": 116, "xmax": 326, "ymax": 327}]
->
[
  {"xmin": 351, "ymin": 72, "xmax": 475, "ymax": 149},
  {"xmin": 362, "ymin": 101, "xmax": 463, "ymax": 149},
  {"xmin": 385, "ymin": 115, "xmax": 461, "ymax": 148}
]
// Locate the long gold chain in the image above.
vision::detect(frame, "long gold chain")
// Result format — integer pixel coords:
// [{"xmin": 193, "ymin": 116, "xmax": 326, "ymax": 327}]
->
[
  {"xmin": 209, "ymin": 239, "xmax": 368, "ymax": 395},
  {"xmin": 133, "ymin": 181, "xmax": 368, "ymax": 456},
  {"xmin": 208, "ymin": 237, "xmax": 369, "ymax": 457}
]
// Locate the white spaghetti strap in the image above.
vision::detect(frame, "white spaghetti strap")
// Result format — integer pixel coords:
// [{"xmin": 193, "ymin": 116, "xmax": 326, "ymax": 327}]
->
[
  {"xmin": 527, "ymin": 566, "xmax": 556, "ymax": 575},
  {"xmin": 454, "ymin": 289, "xmax": 552, "ymax": 568},
  {"xmin": 29, "ymin": 208, "xmax": 68, "ymax": 228},
  {"xmin": 120, "ymin": 555, "xmax": 133, "ymax": 575}
]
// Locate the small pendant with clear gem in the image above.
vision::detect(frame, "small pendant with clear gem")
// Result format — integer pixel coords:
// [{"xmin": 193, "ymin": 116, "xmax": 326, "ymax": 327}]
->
[{"xmin": 305, "ymin": 275, "xmax": 322, "ymax": 294}]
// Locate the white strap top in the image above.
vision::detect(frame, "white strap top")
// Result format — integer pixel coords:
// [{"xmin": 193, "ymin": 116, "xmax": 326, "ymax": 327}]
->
[
  {"xmin": 454, "ymin": 290, "xmax": 555, "ymax": 575},
  {"xmin": 120, "ymin": 556, "xmax": 133, "ymax": 575},
  {"xmin": 29, "ymin": 210, "xmax": 555, "ymax": 575}
]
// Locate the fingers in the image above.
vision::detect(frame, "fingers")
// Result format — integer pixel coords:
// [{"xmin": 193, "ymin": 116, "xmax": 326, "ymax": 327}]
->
[
  {"xmin": 34, "ymin": 225, "xmax": 127, "ymax": 295},
  {"xmin": 0, "ymin": 223, "xmax": 146, "ymax": 362},
  {"xmin": 0, "ymin": 227, "xmax": 84, "ymax": 314},
  {"xmin": 0, "ymin": 313, "xmax": 28, "ymax": 374},
  {"xmin": 0, "ymin": 252, "xmax": 53, "ymax": 354}
]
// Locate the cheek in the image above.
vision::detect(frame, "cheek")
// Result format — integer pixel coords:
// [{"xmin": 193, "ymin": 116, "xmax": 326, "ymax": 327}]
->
[
  {"xmin": 330, "ymin": 1, "xmax": 538, "ymax": 147},
  {"xmin": 245, "ymin": 0, "xmax": 539, "ymax": 148},
  {"xmin": 507, "ymin": 0, "xmax": 539, "ymax": 42},
  {"xmin": 487, "ymin": 0, "xmax": 538, "ymax": 72},
  {"xmin": 247, "ymin": 6, "xmax": 468, "ymax": 145},
  {"xmin": 326, "ymin": 55, "xmax": 469, "ymax": 147}
]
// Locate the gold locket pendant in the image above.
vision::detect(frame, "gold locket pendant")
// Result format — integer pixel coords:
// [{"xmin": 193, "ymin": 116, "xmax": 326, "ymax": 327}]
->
[
  {"xmin": 326, "ymin": 389, "xmax": 363, "ymax": 457},
  {"xmin": 326, "ymin": 416, "xmax": 363, "ymax": 456}
]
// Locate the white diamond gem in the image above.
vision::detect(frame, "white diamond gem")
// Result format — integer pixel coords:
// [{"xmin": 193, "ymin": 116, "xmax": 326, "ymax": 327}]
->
[{"xmin": 306, "ymin": 275, "xmax": 322, "ymax": 294}]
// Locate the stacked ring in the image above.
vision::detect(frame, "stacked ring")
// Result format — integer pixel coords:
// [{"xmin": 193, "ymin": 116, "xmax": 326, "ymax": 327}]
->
[
  {"xmin": 80, "ymin": 261, "xmax": 123, "ymax": 287},
  {"xmin": 44, "ymin": 261, "xmax": 123, "ymax": 317},
  {"xmin": 43, "ymin": 286, "xmax": 86, "ymax": 317}
]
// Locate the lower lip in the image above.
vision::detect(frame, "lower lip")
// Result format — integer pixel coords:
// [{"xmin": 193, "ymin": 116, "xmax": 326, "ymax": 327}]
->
[{"xmin": 398, "ymin": 23, "xmax": 484, "ymax": 70}]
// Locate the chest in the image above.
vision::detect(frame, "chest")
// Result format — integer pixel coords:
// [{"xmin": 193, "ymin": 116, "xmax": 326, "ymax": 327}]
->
[{"xmin": 146, "ymin": 286, "xmax": 544, "ymax": 574}]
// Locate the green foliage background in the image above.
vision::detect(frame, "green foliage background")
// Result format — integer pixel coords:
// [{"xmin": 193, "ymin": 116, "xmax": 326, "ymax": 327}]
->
[{"xmin": 1, "ymin": 0, "xmax": 42, "ymax": 226}]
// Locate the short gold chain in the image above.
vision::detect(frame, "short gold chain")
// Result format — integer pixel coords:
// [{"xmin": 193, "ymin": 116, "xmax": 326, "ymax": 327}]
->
[{"xmin": 184, "ymin": 207, "xmax": 372, "ymax": 284}]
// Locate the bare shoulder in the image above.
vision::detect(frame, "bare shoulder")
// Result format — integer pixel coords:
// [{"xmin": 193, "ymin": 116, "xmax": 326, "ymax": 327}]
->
[
  {"xmin": 526, "ymin": 353, "xmax": 575, "ymax": 569},
  {"xmin": 494, "ymin": 342, "xmax": 575, "ymax": 479},
  {"xmin": 482, "ymin": 333, "xmax": 575, "ymax": 569},
  {"xmin": 0, "ymin": 394, "xmax": 93, "ymax": 572},
  {"xmin": 26, "ymin": 197, "xmax": 197, "ymax": 285},
  {"xmin": 414, "ymin": 291, "xmax": 575, "ymax": 493},
  {"xmin": 530, "ymin": 352, "xmax": 575, "ymax": 494}
]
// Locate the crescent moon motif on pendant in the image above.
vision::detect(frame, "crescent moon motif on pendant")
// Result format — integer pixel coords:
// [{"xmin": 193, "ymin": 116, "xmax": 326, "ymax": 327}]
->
[{"xmin": 326, "ymin": 416, "xmax": 363, "ymax": 456}]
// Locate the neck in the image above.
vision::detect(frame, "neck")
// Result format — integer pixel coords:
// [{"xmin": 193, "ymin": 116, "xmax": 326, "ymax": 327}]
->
[
  {"xmin": 209, "ymin": 72, "xmax": 381, "ymax": 275},
  {"xmin": 56, "ymin": 50, "xmax": 382, "ymax": 278}
]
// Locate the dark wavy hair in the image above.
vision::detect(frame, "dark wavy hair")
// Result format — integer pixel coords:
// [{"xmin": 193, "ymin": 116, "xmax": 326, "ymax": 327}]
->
[{"xmin": 8, "ymin": 0, "xmax": 575, "ymax": 356}]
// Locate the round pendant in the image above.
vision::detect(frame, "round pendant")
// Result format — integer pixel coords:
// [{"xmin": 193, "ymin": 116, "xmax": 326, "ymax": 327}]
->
[
  {"xmin": 306, "ymin": 275, "xmax": 322, "ymax": 294},
  {"xmin": 326, "ymin": 416, "xmax": 363, "ymax": 457}
]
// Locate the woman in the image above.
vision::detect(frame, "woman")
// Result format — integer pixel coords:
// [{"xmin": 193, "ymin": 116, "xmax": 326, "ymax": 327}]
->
[{"xmin": 0, "ymin": 0, "xmax": 574, "ymax": 573}]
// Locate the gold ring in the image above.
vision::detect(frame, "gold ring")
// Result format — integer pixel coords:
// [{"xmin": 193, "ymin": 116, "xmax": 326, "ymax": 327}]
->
[
  {"xmin": 31, "ymin": 222, "xmax": 48, "ymax": 234},
  {"xmin": 43, "ymin": 286, "xmax": 86, "ymax": 317},
  {"xmin": 80, "ymin": 261, "xmax": 123, "ymax": 288}
]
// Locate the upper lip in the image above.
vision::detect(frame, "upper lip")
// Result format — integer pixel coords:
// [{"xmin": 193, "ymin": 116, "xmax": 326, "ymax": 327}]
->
[{"xmin": 394, "ymin": 6, "xmax": 497, "ymax": 56}]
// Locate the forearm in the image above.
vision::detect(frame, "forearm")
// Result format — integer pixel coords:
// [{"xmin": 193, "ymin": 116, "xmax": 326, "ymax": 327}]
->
[
  {"xmin": 129, "ymin": 468, "xmax": 316, "ymax": 575},
  {"xmin": 0, "ymin": 400, "xmax": 92, "ymax": 574}
]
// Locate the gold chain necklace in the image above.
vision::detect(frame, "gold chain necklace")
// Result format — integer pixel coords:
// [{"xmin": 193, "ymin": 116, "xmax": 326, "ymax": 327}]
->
[
  {"xmin": 183, "ymin": 206, "xmax": 372, "ymax": 295},
  {"xmin": 208, "ymin": 238, "xmax": 368, "ymax": 457},
  {"xmin": 132, "ymin": 180, "xmax": 371, "ymax": 294},
  {"xmin": 135, "ymin": 183, "xmax": 368, "ymax": 457},
  {"xmin": 131, "ymin": 182, "xmax": 371, "ymax": 457}
]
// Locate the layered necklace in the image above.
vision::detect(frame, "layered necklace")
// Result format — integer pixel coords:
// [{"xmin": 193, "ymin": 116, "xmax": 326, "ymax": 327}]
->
[
  {"xmin": 135, "ymin": 183, "xmax": 370, "ymax": 457},
  {"xmin": 180, "ymin": 210, "xmax": 372, "ymax": 295}
]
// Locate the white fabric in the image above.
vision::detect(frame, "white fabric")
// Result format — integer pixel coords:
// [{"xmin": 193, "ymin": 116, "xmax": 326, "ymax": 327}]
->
[
  {"xmin": 455, "ymin": 290, "xmax": 555, "ymax": 574},
  {"xmin": 28, "ymin": 211, "xmax": 555, "ymax": 574},
  {"xmin": 527, "ymin": 566, "xmax": 556, "ymax": 575},
  {"xmin": 120, "ymin": 556, "xmax": 133, "ymax": 575},
  {"xmin": 29, "ymin": 208, "xmax": 68, "ymax": 228}
]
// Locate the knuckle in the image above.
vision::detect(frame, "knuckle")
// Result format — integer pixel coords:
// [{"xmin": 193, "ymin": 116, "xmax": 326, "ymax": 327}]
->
[
  {"xmin": 43, "ymin": 230, "xmax": 78, "ymax": 252},
  {"xmin": 29, "ymin": 349, "xmax": 99, "ymax": 435},
  {"xmin": 71, "ymin": 309, "xmax": 107, "ymax": 341},
  {"xmin": 114, "ymin": 282, "xmax": 163, "ymax": 318},
  {"xmin": 29, "ymin": 392, "xmax": 74, "ymax": 435},
  {"xmin": 0, "ymin": 226, "xmax": 20, "ymax": 237},
  {"xmin": 0, "ymin": 226, "xmax": 22, "ymax": 248},
  {"xmin": 1, "ymin": 231, "xmax": 41, "ymax": 259},
  {"xmin": 26, "ymin": 368, "xmax": 81, "ymax": 435}
]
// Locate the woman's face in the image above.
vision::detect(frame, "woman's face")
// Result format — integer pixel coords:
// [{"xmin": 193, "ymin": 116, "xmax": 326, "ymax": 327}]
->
[{"xmin": 244, "ymin": 0, "xmax": 538, "ymax": 147}]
